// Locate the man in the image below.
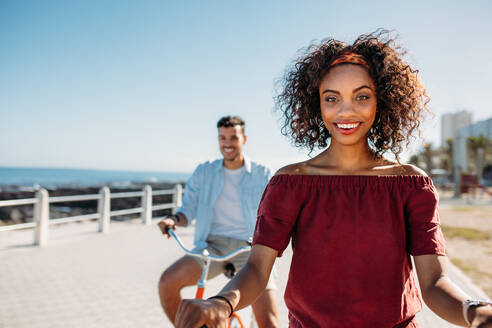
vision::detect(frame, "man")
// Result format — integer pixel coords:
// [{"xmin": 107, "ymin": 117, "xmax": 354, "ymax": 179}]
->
[{"xmin": 157, "ymin": 116, "xmax": 279, "ymax": 327}]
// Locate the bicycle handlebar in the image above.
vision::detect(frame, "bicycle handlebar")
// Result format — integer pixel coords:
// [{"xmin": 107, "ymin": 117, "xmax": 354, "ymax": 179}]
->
[{"xmin": 166, "ymin": 227, "xmax": 251, "ymax": 262}]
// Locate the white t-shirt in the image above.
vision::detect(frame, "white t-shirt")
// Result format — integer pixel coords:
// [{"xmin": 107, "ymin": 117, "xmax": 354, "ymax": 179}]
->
[{"xmin": 209, "ymin": 166, "xmax": 249, "ymax": 240}]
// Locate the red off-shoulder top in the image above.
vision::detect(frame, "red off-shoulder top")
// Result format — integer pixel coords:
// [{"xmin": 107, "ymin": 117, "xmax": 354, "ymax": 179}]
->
[{"xmin": 252, "ymin": 175, "xmax": 445, "ymax": 328}]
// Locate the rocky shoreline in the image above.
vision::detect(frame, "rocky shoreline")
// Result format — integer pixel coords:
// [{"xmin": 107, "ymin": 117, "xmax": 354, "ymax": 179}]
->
[{"xmin": 0, "ymin": 182, "xmax": 184, "ymax": 226}]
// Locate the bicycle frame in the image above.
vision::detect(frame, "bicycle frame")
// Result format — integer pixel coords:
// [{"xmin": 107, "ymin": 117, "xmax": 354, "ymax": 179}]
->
[{"xmin": 167, "ymin": 228, "xmax": 251, "ymax": 327}]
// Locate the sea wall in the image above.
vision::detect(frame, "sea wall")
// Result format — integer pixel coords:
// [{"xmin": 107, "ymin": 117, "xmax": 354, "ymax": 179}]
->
[{"xmin": 0, "ymin": 182, "xmax": 184, "ymax": 226}]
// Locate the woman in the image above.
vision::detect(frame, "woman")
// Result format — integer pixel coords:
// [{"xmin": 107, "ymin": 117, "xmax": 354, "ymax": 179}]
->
[{"xmin": 175, "ymin": 30, "xmax": 492, "ymax": 328}]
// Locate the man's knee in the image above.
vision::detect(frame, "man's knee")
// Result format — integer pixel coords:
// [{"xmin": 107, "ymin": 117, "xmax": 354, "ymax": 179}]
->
[
  {"xmin": 158, "ymin": 257, "xmax": 201, "ymax": 294},
  {"xmin": 158, "ymin": 268, "xmax": 179, "ymax": 293}
]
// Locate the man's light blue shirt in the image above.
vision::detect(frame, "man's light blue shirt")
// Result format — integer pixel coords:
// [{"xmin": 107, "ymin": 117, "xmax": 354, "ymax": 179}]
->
[{"xmin": 176, "ymin": 155, "xmax": 272, "ymax": 250}]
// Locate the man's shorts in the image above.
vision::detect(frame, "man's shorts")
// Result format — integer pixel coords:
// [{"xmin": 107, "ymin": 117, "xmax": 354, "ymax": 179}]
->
[{"xmin": 188, "ymin": 234, "xmax": 277, "ymax": 290}]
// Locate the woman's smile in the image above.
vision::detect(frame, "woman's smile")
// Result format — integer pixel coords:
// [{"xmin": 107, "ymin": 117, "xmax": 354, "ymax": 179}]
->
[{"xmin": 334, "ymin": 121, "xmax": 362, "ymax": 135}]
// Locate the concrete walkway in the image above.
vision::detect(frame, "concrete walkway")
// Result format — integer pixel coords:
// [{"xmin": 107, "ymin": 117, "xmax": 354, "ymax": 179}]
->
[{"xmin": 0, "ymin": 220, "xmax": 487, "ymax": 328}]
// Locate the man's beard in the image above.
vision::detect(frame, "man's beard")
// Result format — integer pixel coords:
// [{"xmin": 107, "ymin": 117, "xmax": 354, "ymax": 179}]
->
[{"xmin": 223, "ymin": 151, "xmax": 240, "ymax": 162}]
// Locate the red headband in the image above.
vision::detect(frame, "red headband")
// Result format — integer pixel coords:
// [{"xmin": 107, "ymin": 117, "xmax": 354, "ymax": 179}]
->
[{"xmin": 329, "ymin": 52, "xmax": 370, "ymax": 70}]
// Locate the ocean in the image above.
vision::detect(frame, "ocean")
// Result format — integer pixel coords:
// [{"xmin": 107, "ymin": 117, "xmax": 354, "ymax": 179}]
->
[{"xmin": 0, "ymin": 167, "xmax": 190, "ymax": 189}]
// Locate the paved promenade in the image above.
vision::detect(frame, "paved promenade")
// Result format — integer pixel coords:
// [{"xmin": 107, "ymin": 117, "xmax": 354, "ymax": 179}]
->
[{"xmin": 0, "ymin": 219, "xmax": 487, "ymax": 328}]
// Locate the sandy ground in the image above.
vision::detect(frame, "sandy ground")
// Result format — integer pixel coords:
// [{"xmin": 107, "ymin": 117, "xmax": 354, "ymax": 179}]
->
[{"xmin": 438, "ymin": 195, "xmax": 492, "ymax": 297}]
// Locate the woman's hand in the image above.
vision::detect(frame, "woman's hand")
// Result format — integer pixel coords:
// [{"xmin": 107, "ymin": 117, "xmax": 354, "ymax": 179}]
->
[
  {"xmin": 470, "ymin": 306, "xmax": 492, "ymax": 328},
  {"xmin": 175, "ymin": 298, "xmax": 231, "ymax": 328},
  {"xmin": 174, "ymin": 245, "xmax": 278, "ymax": 327}
]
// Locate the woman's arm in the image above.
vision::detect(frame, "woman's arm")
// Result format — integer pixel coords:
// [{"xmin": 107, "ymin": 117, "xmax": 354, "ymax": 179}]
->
[
  {"xmin": 175, "ymin": 244, "xmax": 278, "ymax": 328},
  {"xmin": 414, "ymin": 254, "xmax": 492, "ymax": 327}
]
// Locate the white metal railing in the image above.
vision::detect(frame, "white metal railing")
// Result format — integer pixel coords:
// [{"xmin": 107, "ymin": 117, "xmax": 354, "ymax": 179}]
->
[{"xmin": 0, "ymin": 184, "xmax": 183, "ymax": 246}]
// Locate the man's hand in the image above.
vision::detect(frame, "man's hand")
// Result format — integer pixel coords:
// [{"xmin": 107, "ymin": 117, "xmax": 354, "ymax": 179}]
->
[
  {"xmin": 470, "ymin": 306, "xmax": 492, "ymax": 328},
  {"xmin": 175, "ymin": 298, "xmax": 231, "ymax": 328},
  {"xmin": 157, "ymin": 216, "xmax": 178, "ymax": 238}
]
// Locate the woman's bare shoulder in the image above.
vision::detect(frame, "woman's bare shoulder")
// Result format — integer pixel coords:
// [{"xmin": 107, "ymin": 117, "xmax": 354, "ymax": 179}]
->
[
  {"xmin": 371, "ymin": 159, "xmax": 428, "ymax": 176},
  {"xmin": 395, "ymin": 164, "xmax": 428, "ymax": 176},
  {"xmin": 274, "ymin": 162, "xmax": 310, "ymax": 176}
]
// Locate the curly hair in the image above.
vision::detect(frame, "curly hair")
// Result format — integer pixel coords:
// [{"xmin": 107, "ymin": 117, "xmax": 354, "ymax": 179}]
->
[{"xmin": 275, "ymin": 29, "xmax": 429, "ymax": 160}]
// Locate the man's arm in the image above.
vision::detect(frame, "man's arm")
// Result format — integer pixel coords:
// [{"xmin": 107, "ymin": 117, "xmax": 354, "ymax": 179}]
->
[
  {"xmin": 157, "ymin": 164, "xmax": 203, "ymax": 235},
  {"xmin": 414, "ymin": 254, "xmax": 492, "ymax": 327},
  {"xmin": 175, "ymin": 164, "xmax": 203, "ymax": 224}
]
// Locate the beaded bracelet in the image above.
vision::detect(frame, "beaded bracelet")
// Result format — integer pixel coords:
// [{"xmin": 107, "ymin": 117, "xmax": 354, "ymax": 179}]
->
[{"xmin": 208, "ymin": 295, "xmax": 234, "ymax": 318}]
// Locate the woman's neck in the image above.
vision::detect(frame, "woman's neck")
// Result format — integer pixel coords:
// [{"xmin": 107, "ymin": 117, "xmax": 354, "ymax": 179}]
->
[{"xmin": 321, "ymin": 140, "xmax": 377, "ymax": 172}]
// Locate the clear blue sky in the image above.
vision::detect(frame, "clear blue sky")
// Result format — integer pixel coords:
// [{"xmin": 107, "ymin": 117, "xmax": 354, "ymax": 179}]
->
[{"xmin": 1, "ymin": 0, "xmax": 491, "ymax": 173}]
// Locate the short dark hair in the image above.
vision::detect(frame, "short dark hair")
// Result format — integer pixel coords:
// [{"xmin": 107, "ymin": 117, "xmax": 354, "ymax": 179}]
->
[{"xmin": 217, "ymin": 116, "xmax": 245, "ymax": 133}]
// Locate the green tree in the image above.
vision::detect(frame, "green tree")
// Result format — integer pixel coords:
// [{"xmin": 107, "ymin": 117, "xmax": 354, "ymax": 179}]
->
[
  {"xmin": 409, "ymin": 154, "xmax": 420, "ymax": 166},
  {"xmin": 467, "ymin": 135, "xmax": 490, "ymax": 177},
  {"xmin": 442, "ymin": 138, "xmax": 453, "ymax": 172},
  {"xmin": 441, "ymin": 157, "xmax": 450, "ymax": 172},
  {"xmin": 422, "ymin": 143, "xmax": 434, "ymax": 173}
]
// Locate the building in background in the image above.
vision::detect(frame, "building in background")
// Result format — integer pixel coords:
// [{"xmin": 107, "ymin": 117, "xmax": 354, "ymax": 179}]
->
[
  {"xmin": 441, "ymin": 110, "xmax": 472, "ymax": 146},
  {"xmin": 459, "ymin": 118, "xmax": 492, "ymax": 139},
  {"xmin": 454, "ymin": 117, "xmax": 492, "ymax": 171},
  {"xmin": 453, "ymin": 117, "xmax": 492, "ymax": 195}
]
